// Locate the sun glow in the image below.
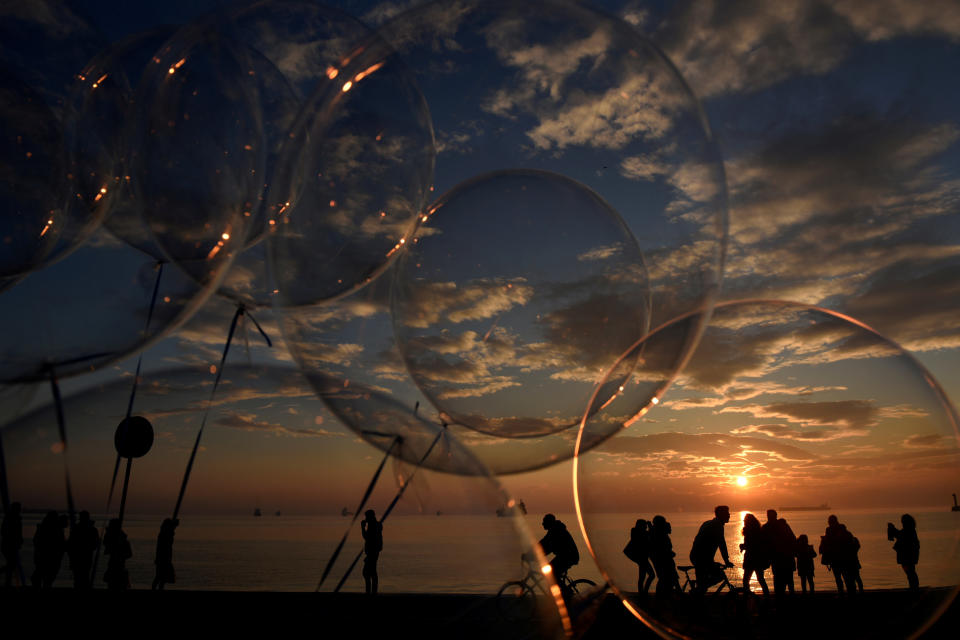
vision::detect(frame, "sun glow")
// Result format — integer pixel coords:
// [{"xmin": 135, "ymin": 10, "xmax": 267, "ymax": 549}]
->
[{"xmin": 736, "ymin": 476, "xmax": 748, "ymax": 487}]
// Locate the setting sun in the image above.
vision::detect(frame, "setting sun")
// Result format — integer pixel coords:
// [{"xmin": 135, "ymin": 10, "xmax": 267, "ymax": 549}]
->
[{"xmin": 736, "ymin": 476, "xmax": 748, "ymax": 487}]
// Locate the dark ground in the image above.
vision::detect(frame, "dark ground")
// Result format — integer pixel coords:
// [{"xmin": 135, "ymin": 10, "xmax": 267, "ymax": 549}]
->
[{"xmin": 0, "ymin": 587, "xmax": 957, "ymax": 639}]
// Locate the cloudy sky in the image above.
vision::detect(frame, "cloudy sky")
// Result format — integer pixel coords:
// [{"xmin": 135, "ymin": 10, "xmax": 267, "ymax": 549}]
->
[{"xmin": 2, "ymin": 0, "xmax": 958, "ymax": 519}]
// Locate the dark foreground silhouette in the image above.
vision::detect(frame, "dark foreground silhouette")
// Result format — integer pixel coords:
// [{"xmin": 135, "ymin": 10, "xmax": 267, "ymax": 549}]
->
[{"xmin": 361, "ymin": 509, "xmax": 383, "ymax": 595}]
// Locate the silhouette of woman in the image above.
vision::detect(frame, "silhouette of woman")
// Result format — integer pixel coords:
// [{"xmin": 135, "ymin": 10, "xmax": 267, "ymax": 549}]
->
[
  {"xmin": 888, "ymin": 514, "xmax": 920, "ymax": 590},
  {"xmin": 649, "ymin": 515, "xmax": 681, "ymax": 596},
  {"xmin": 361, "ymin": 509, "xmax": 383, "ymax": 594},
  {"xmin": 624, "ymin": 519, "xmax": 655, "ymax": 594},
  {"xmin": 103, "ymin": 518, "xmax": 132, "ymax": 590},
  {"xmin": 152, "ymin": 518, "xmax": 179, "ymax": 590},
  {"xmin": 740, "ymin": 512, "xmax": 769, "ymax": 595}
]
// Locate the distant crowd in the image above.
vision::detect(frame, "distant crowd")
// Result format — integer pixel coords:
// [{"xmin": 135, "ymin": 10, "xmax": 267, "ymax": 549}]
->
[{"xmin": 623, "ymin": 507, "xmax": 921, "ymax": 596}]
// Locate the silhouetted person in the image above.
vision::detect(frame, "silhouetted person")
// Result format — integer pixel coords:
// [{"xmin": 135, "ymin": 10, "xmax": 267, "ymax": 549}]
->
[
  {"xmin": 1, "ymin": 502, "xmax": 24, "ymax": 587},
  {"xmin": 624, "ymin": 519, "xmax": 654, "ymax": 594},
  {"xmin": 538, "ymin": 514, "xmax": 579, "ymax": 590},
  {"xmin": 820, "ymin": 515, "xmax": 857, "ymax": 593},
  {"xmin": 762, "ymin": 509, "xmax": 796, "ymax": 595},
  {"xmin": 68, "ymin": 511, "xmax": 99, "ymax": 589},
  {"xmin": 649, "ymin": 515, "xmax": 681, "ymax": 596},
  {"xmin": 796, "ymin": 534, "xmax": 816, "ymax": 593},
  {"xmin": 103, "ymin": 519, "xmax": 132, "ymax": 590},
  {"xmin": 361, "ymin": 510, "xmax": 383, "ymax": 594},
  {"xmin": 690, "ymin": 505, "xmax": 734, "ymax": 594},
  {"xmin": 152, "ymin": 518, "xmax": 179, "ymax": 590},
  {"xmin": 889, "ymin": 514, "xmax": 919, "ymax": 590},
  {"xmin": 31, "ymin": 511, "xmax": 66, "ymax": 588},
  {"xmin": 740, "ymin": 512, "xmax": 769, "ymax": 595},
  {"xmin": 848, "ymin": 525, "xmax": 863, "ymax": 593}
]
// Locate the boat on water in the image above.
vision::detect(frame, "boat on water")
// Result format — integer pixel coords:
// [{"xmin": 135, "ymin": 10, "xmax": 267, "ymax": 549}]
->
[
  {"xmin": 253, "ymin": 507, "xmax": 262, "ymax": 517},
  {"xmin": 779, "ymin": 503, "xmax": 830, "ymax": 512},
  {"xmin": 952, "ymin": 493, "xmax": 960, "ymax": 512},
  {"xmin": 341, "ymin": 507, "xmax": 353, "ymax": 517}
]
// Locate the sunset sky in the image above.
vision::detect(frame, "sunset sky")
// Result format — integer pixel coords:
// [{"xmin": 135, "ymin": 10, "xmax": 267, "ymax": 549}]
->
[{"xmin": 1, "ymin": 0, "xmax": 959, "ymax": 522}]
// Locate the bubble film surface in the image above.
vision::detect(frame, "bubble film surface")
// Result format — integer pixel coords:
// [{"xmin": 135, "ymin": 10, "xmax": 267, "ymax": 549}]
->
[{"xmin": 575, "ymin": 300, "xmax": 960, "ymax": 639}]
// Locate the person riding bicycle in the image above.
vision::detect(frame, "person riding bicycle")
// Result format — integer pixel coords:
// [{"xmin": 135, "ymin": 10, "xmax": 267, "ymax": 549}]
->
[
  {"xmin": 690, "ymin": 505, "xmax": 734, "ymax": 594},
  {"xmin": 538, "ymin": 514, "xmax": 579, "ymax": 584}
]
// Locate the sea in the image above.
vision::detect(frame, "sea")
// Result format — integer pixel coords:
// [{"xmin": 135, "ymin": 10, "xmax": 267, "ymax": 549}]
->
[{"xmin": 8, "ymin": 508, "xmax": 960, "ymax": 593}]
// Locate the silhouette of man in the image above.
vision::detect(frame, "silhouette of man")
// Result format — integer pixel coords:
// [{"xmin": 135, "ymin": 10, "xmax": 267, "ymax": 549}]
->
[
  {"xmin": 538, "ymin": 514, "xmax": 579, "ymax": 585},
  {"xmin": 68, "ymin": 511, "xmax": 99, "ymax": 589},
  {"xmin": 361, "ymin": 509, "xmax": 383, "ymax": 594},
  {"xmin": 763, "ymin": 509, "xmax": 796, "ymax": 595},
  {"xmin": 1, "ymin": 501, "xmax": 24, "ymax": 586},
  {"xmin": 152, "ymin": 518, "xmax": 179, "ymax": 590},
  {"xmin": 690, "ymin": 505, "xmax": 734, "ymax": 594}
]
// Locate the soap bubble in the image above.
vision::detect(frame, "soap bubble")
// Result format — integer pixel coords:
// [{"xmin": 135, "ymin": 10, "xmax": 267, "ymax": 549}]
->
[
  {"xmin": 376, "ymin": 0, "xmax": 724, "ymax": 354},
  {"xmin": 0, "ymin": 225, "xmax": 219, "ymax": 384},
  {"xmin": 128, "ymin": 18, "xmax": 263, "ymax": 287},
  {"xmin": 575, "ymin": 300, "xmax": 960, "ymax": 639},
  {"xmin": 213, "ymin": 0, "xmax": 376, "ymax": 308},
  {"xmin": 392, "ymin": 169, "xmax": 649, "ymax": 438},
  {"xmin": 0, "ymin": 69, "xmax": 68, "ymax": 279},
  {"xmin": 300, "ymin": 0, "xmax": 725, "ymax": 439},
  {"xmin": 0, "ymin": 364, "xmax": 569, "ymax": 635},
  {"xmin": 281, "ymin": 265, "xmax": 628, "ymax": 475},
  {"xmin": 265, "ymin": 22, "xmax": 436, "ymax": 306},
  {"xmin": 0, "ymin": 1, "xmax": 108, "ymax": 276}
]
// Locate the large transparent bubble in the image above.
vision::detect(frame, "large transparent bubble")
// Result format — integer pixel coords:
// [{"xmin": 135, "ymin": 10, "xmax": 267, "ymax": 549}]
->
[
  {"xmin": 0, "ymin": 69, "xmax": 68, "ymax": 280},
  {"xmin": 0, "ymin": 364, "xmax": 568, "ymax": 636},
  {"xmin": 575, "ymin": 300, "xmax": 960, "ymax": 639},
  {"xmin": 128, "ymin": 18, "xmax": 262, "ymax": 288},
  {"xmin": 0, "ymin": 229, "xmax": 218, "ymax": 384},
  {"xmin": 392, "ymin": 169, "xmax": 650, "ymax": 438},
  {"xmin": 213, "ymin": 0, "xmax": 377, "ymax": 309},
  {"xmin": 0, "ymin": 3, "xmax": 107, "ymax": 279},
  {"xmin": 264, "ymin": 21, "xmax": 436, "ymax": 306},
  {"xmin": 280, "ymin": 265, "xmax": 612, "ymax": 475},
  {"xmin": 382, "ymin": 0, "xmax": 722, "ymax": 367}
]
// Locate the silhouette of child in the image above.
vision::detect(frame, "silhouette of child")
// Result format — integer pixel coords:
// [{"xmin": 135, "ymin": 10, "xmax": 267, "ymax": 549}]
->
[{"xmin": 796, "ymin": 534, "xmax": 816, "ymax": 593}]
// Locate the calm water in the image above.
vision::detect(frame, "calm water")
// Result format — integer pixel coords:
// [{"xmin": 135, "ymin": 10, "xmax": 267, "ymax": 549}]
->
[{"xmin": 10, "ymin": 508, "xmax": 960, "ymax": 592}]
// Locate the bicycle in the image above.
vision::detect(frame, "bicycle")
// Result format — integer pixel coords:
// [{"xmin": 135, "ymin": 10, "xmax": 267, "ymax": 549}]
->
[
  {"xmin": 677, "ymin": 562, "xmax": 740, "ymax": 594},
  {"xmin": 496, "ymin": 556, "xmax": 597, "ymax": 623}
]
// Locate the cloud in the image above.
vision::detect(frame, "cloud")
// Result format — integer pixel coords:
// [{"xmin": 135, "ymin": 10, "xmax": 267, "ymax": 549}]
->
[
  {"xmin": 577, "ymin": 243, "xmax": 625, "ymax": 262},
  {"xmin": 654, "ymin": 0, "xmax": 960, "ymax": 99},
  {"xmin": 720, "ymin": 399, "xmax": 879, "ymax": 434},
  {"xmin": 215, "ymin": 410, "xmax": 340, "ymax": 438},
  {"xmin": 396, "ymin": 278, "xmax": 534, "ymax": 328},
  {"xmin": 902, "ymin": 433, "xmax": 946, "ymax": 449}
]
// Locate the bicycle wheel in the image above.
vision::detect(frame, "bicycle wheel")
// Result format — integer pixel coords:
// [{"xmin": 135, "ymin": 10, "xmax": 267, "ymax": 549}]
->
[
  {"xmin": 567, "ymin": 578, "xmax": 597, "ymax": 597},
  {"xmin": 497, "ymin": 580, "xmax": 536, "ymax": 623}
]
